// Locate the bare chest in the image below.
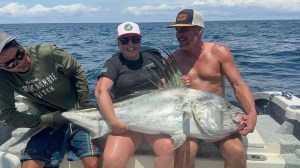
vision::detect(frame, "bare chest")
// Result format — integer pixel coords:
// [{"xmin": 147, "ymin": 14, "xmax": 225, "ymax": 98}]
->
[{"xmin": 177, "ymin": 56, "xmax": 222, "ymax": 81}]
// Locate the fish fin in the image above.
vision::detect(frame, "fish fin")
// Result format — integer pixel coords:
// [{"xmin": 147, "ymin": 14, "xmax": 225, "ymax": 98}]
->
[
  {"xmin": 182, "ymin": 103, "xmax": 193, "ymax": 121},
  {"xmin": 171, "ymin": 133, "xmax": 187, "ymax": 150},
  {"xmin": 90, "ymin": 120, "xmax": 111, "ymax": 139},
  {"xmin": 183, "ymin": 111, "xmax": 193, "ymax": 121},
  {"xmin": 62, "ymin": 111, "xmax": 111, "ymax": 139}
]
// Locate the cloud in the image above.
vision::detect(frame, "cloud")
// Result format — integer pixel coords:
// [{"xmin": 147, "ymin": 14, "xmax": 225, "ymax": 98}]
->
[
  {"xmin": 0, "ymin": 1, "xmax": 298, "ymax": 23},
  {"xmin": 119, "ymin": 0, "xmax": 300, "ymax": 17},
  {"xmin": 0, "ymin": 3, "xmax": 103, "ymax": 17},
  {"xmin": 191, "ymin": 0, "xmax": 300, "ymax": 12},
  {"xmin": 123, "ymin": 4, "xmax": 178, "ymax": 15}
]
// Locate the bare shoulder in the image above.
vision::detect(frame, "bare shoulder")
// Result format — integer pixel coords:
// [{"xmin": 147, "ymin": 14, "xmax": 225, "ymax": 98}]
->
[
  {"xmin": 204, "ymin": 42, "xmax": 230, "ymax": 53},
  {"xmin": 203, "ymin": 42, "xmax": 232, "ymax": 61}
]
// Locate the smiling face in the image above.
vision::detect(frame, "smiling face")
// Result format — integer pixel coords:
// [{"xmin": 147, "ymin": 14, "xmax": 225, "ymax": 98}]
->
[
  {"xmin": 118, "ymin": 35, "xmax": 142, "ymax": 61},
  {"xmin": 175, "ymin": 26, "xmax": 203, "ymax": 50},
  {"xmin": 0, "ymin": 47, "xmax": 31, "ymax": 73}
]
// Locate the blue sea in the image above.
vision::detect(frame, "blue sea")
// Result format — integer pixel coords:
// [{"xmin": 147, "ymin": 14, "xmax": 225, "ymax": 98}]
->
[{"xmin": 1, "ymin": 20, "xmax": 300, "ymax": 100}]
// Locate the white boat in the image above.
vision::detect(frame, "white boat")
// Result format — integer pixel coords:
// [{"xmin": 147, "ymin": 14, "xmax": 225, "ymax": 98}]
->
[{"xmin": 1, "ymin": 91, "xmax": 300, "ymax": 168}]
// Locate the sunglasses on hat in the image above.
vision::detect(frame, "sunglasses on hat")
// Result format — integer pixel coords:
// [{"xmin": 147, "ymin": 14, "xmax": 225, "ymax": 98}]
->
[
  {"xmin": 119, "ymin": 36, "xmax": 141, "ymax": 45},
  {"xmin": 0, "ymin": 48, "xmax": 26, "ymax": 69}
]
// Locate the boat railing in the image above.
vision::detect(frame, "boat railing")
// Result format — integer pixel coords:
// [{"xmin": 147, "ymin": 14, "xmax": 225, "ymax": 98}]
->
[{"xmin": 254, "ymin": 91, "xmax": 300, "ymax": 123}]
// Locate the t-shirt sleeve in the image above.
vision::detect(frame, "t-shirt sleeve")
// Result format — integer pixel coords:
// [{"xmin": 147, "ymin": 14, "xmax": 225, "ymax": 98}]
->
[{"xmin": 98, "ymin": 57, "xmax": 119, "ymax": 82}]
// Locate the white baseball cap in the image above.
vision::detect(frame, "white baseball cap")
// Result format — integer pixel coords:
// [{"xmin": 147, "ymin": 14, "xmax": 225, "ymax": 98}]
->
[
  {"xmin": 117, "ymin": 22, "xmax": 142, "ymax": 39},
  {"xmin": 0, "ymin": 31, "xmax": 16, "ymax": 53}
]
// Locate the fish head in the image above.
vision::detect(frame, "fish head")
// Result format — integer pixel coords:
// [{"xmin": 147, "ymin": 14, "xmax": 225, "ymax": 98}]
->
[{"xmin": 191, "ymin": 96, "xmax": 246, "ymax": 138}]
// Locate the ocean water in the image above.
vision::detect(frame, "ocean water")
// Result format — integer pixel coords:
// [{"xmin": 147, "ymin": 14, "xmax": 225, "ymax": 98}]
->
[{"xmin": 1, "ymin": 20, "xmax": 299, "ymax": 100}]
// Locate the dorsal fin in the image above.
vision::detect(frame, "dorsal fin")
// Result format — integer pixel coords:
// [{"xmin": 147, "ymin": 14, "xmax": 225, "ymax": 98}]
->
[{"xmin": 141, "ymin": 44, "xmax": 185, "ymax": 88}]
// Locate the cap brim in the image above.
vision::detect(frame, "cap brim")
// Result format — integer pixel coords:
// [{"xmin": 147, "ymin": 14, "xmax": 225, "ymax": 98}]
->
[
  {"xmin": 167, "ymin": 24, "xmax": 196, "ymax": 28},
  {"xmin": 0, "ymin": 36, "xmax": 16, "ymax": 52},
  {"xmin": 117, "ymin": 33, "xmax": 142, "ymax": 39}
]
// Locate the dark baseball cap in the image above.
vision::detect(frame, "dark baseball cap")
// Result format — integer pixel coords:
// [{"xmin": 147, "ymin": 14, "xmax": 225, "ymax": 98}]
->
[{"xmin": 167, "ymin": 9, "xmax": 205, "ymax": 28}]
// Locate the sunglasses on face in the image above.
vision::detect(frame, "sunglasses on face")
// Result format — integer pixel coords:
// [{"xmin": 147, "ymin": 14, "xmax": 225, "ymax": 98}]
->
[
  {"xmin": 119, "ymin": 36, "xmax": 141, "ymax": 45},
  {"xmin": 0, "ymin": 48, "xmax": 26, "ymax": 69},
  {"xmin": 176, "ymin": 27, "xmax": 193, "ymax": 33}
]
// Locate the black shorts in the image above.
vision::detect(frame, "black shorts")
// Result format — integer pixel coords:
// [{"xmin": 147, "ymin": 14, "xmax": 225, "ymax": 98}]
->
[{"xmin": 213, "ymin": 133, "xmax": 242, "ymax": 148}]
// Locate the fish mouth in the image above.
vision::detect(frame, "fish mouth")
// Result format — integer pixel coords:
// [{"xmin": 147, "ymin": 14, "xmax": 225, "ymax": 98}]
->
[{"xmin": 232, "ymin": 112, "xmax": 247, "ymax": 129}]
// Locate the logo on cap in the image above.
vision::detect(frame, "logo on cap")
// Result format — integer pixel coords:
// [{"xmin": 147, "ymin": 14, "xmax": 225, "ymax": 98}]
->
[
  {"xmin": 177, "ymin": 13, "xmax": 187, "ymax": 21},
  {"xmin": 124, "ymin": 23, "xmax": 133, "ymax": 32}
]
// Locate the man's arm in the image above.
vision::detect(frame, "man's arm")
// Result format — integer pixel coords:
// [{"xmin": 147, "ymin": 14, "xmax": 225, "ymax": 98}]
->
[
  {"xmin": 52, "ymin": 46, "xmax": 92, "ymax": 107},
  {"xmin": 217, "ymin": 44, "xmax": 257, "ymax": 135},
  {"xmin": 0, "ymin": 86, "xmax": 40, "ymax": 128}
]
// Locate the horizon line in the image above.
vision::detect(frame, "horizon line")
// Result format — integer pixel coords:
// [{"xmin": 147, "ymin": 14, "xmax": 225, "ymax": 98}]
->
[{"xmin": 1, "ymin": 19, "xmax": 299, "ymax": 25}]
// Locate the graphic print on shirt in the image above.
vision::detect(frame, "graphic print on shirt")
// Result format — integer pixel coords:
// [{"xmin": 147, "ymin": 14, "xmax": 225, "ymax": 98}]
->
[{"xmin": 19, "ymin": 73, "xmax": 58, "ymax": 98}]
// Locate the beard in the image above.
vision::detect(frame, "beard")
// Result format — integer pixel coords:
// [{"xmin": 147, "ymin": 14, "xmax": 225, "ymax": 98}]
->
[{"xmin": 178, "ymin": 35, "xmax": 201, "ymax": 51}]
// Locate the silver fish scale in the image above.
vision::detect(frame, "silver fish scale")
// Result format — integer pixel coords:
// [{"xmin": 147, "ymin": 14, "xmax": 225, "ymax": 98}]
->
[{"xmin": 111, "ymin": 88, "xmax": 245, "ymax": 139}]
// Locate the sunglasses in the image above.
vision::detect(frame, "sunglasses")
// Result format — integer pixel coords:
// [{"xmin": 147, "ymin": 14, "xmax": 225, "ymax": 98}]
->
[
  {"xmin": 0, "ymin": 48, "xmax": 26, "ymax": 69},
  {"xmin": 119, "ymin": 36, "xmax": 141, "ymax": 45}
]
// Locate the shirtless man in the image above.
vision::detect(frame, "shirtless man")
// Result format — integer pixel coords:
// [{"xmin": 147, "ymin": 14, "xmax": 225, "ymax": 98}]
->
[{"xmin": 167, "ymin": 9, "xmax": 257, "ymax": 168}]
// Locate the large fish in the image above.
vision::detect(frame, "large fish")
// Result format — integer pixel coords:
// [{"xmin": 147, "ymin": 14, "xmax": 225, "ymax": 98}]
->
[
  {"xmin": 0, "ymin": 88, "xmax": 245, "ymax": 151},
  {"xmin": 62, "ymin": 87, "xmax": 246, "ymax": 149}
]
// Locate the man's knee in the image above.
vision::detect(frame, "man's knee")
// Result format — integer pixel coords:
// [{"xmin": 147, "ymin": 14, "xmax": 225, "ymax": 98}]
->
[
  {"xmin": 221, "ymin": 143, "xmax": 245, "ymax": 163},
  {"xmin": 82, "ymin": 156, "xmax": 101, "ymax": 168}
]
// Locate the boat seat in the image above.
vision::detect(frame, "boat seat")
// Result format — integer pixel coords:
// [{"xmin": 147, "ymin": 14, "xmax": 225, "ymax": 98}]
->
[
  {"xmin": 254, "ymin": 91, "xmax": 300, "ymax": 122},
  {"xmin": 0, "ymin": 151, "xmax": 21, "ymax": 168}
]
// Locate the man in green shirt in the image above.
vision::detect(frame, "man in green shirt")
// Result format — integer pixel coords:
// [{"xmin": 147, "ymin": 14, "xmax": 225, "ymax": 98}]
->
[{"xmin": 0, "ymin": 30, "xmax": 101, "ymax": 168}]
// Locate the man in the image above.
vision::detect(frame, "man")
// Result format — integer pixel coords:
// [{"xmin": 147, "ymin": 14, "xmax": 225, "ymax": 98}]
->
[
  {"xmin": 167, "ymin": 9, "xmax": 257, "ymax": 168},
  {"xmin": 0, "ymin": 30, "xmax": 101, "ymax": 168}
]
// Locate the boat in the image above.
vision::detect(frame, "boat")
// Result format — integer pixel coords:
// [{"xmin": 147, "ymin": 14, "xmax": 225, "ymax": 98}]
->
[{"xmin": 1, "ymin": 91, "xmax": 300, "ymax": 168}]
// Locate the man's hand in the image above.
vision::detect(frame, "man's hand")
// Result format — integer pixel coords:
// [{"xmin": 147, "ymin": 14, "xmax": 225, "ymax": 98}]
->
[
  {"xmin": 110, "ymin": 119, "xmax": 129, "ymax": 135},
  {"xmin": 182, "ymin": 75, "xmax": 190, "ymax": 87},
  {"xmin": 239, "ymin": 114, "xmax": 257, "ymax": 135},
  {"xmin": 39, "ymin": 111, "xmax": 69, "ymax": 129}
]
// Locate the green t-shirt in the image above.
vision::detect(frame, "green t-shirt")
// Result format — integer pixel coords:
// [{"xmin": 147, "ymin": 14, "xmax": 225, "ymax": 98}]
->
[{"xmin": 0, "ymin": 44, "xmax": 89, "ymax": 128}]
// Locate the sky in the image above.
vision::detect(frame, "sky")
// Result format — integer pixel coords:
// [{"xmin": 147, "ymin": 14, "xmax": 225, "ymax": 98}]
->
[{"xmin": 0, "ymin": 0, "xmax": 299, "ymax": 24}]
